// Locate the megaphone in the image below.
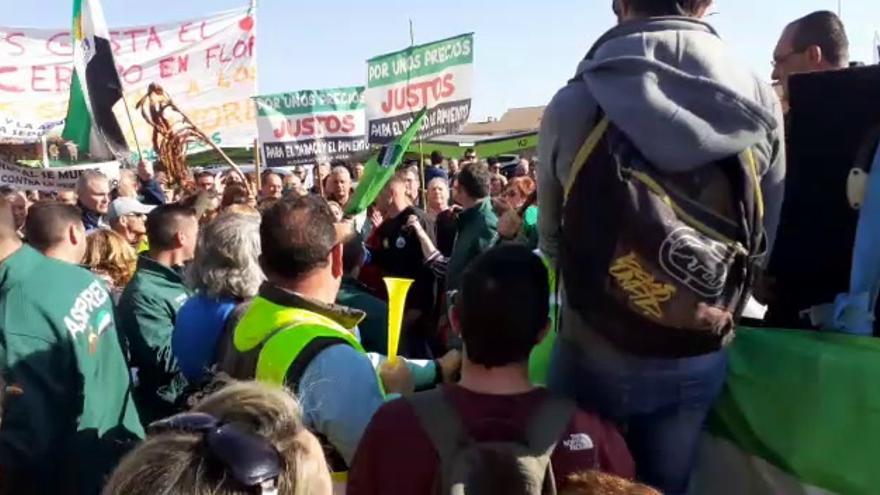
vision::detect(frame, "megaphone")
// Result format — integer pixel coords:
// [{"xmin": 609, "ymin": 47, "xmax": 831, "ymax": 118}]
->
[{"xmin": 383, "ymin": 277, "xmax": 414, "ymax": 364}]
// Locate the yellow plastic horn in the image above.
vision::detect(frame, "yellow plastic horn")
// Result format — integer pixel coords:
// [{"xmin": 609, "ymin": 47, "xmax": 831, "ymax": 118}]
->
[{"xmin": 383, "ymin": 277, "xmax": 414, "ymax": 364}]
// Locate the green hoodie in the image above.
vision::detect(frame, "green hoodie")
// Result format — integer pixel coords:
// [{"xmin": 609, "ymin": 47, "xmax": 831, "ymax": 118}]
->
[
  {"xmin": 117, "ymin": 256, "xmax": 191, "ymax": 424},
  {"xmin": 0, "ymin": 245, "xmax": 143, "ymax": 494},
  {"xmin": 446, "ymin": 198, "xmax": 499, "ymax": 292}
]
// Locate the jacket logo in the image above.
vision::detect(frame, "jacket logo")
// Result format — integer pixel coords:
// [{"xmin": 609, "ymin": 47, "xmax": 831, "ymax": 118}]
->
[
  {"xmin": 659, "ymin": 227, "xmax": 729, "ymax": 298},
  {"xmin": 609, "ymin": 252, "xmax": 676, "ymax": 319},
  {"xmin": 64, "ymin": 281, "xmax": 110, "ymax": 338},
  {"xmin": 562, "ymin": 433, "xmax": 594, "ymax": 452}
]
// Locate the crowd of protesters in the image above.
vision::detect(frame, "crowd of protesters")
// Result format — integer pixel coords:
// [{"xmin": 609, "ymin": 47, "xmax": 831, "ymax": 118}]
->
[{"xmin": 0, "ymin": 1, "xmax": 859, "ymax": 493}]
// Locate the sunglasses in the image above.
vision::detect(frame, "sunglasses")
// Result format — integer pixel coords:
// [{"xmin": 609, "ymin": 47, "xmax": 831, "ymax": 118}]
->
[{"xmin": 148, "ymin": 412, "xmax": 282, "ymax": 495}]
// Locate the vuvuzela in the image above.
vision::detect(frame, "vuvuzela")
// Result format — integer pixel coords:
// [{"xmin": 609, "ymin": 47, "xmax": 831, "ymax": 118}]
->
[{"xmin": 383, "ymin": 277, "xmax": 414, "ymax": 363}]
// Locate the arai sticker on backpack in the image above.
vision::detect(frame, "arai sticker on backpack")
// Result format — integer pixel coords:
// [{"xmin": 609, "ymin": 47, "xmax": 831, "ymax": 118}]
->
[{"xmin": 659, "ymin": 227, "xmax": 731, "ymax": 298}]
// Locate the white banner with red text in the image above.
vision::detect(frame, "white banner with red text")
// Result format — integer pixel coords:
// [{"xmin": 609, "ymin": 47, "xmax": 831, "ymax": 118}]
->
[
  {"xmin": 0, "ymin": 159, "xmax": 119, "ymax": 192},
  {"xmin": 365, "ymin": 33, "xmax": 473, "ymax": 145},
  {"xmin": 0, "ymin": 6, "xmax": 257, "ymax": 157}
]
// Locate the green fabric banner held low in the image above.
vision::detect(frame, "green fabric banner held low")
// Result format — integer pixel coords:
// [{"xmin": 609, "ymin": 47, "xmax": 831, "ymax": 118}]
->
[
  {"xmin": 345, "ymin": 107, "xmax": 428, "ymax": 216},
  {"xmin": 708, "ymin": 327, "xmax": 880, "ymax": 495}
]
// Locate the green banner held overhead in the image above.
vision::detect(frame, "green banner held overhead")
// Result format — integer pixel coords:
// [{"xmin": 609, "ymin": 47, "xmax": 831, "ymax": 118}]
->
[{"xmin": 345, "ymin": 107, "xmax": 428, "ymax": 216}]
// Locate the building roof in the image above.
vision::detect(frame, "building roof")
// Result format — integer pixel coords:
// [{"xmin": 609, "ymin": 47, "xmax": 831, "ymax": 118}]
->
[{"xmin": 463, "ymin": 105, "xmax": 546, "ymax": 135}]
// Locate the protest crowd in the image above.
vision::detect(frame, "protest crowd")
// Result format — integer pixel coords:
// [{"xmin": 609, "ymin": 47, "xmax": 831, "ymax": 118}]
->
[{"xmin": 0, "ymin": 0, "xmax": 874, "ymax": 494}]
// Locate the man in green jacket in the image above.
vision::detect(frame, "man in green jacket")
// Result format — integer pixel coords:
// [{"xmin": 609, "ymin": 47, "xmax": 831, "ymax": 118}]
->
[
  {"xmin": 446, "ymin": 162, "xmax": 498, "ymax": 292},
  {"xmin": 0, "ymin": 196, "xmax": 143, "ymax": 494},
  {"xmin": 117, "ymin": 203, "xmax": 198, "ymax": 424}
]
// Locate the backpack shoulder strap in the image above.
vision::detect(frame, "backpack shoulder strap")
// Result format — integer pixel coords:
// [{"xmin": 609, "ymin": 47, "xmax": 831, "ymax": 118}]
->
[
  {"xmin": 407, "ymin": 388, "xmax": 468, "ymax": 464},
  {"xmin": 564, "ymin": 116, "xmax": 610, "ymax": 203},
  {"xmin": 524, "ymin": 395, "xmax": 577, "ymax": 457}
]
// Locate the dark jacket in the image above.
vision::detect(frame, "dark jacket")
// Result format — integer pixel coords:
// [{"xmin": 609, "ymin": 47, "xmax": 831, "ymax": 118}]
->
[
  {"xmin": 79, "ymin": 202, "xmax": 107, "ymax": 233},
  {"xmin": 117, "ymin": 256, "xmax": 191, "ymax": 424},
  {"xmin": 445, "ymin": 198, "xmax": 498, "ymax": 291},
  {"xmin": 139, "ymin": 177, "xmax": 167, "ymax": 205},
  {"xmin": 337, "ymin": 276, "xmax": 388, "ymax": 355}
]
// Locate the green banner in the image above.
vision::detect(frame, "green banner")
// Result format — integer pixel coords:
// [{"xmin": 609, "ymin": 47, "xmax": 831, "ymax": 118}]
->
[
  {"xmin": 368, "ymin": 33, "xmax": 474, "ymax": 87},
  {"xmin": 709, "ymin": 327, "xmax": 880, "ymax": 495},
  {"xmin": 254, "ymin": 87, "xmax": 365, "ymax": 117}
]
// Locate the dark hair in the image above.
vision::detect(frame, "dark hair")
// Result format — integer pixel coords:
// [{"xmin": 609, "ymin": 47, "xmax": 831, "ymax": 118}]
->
[
  {"xmin": 222, "ymin": 184, "xmax": 250, "ymax": 209},
  {"xmin": 25, "ymin": 201, "xmax": 82, "ymax": 251},
  {"xmin": 194, "ymin": 170, "xmax": 214, "ymax": 180},
  {"xmin": 790, "ymin": 10, "xmax": 849, "ymax": 67},
  {"xmin": 260, "ymin": 195, "xmax": 337, "ymax": 280},
  {"xmin": 430, "ymin": 151, "xmax": 444, "ymax": 166},
  {"xmin": 458, "ymin": 245, "xmax": 549, "ymax": 368},
  {"xmin": 486, "ymin": 156, "xmax": 499, "ymax": 167},
  {"xmin": 622, "ymin": 0, "xmax": 712, "ymax": 16},
  {"xmin": 342, "ymin": 233, "xmax": 365, "ymax": 275},
  {"xmin": 457, "ymin": 162, "xmax": 491, "ymax": 200},
  {"xmin": 146, "ymin": 204, "xmax": 197, "ymax": 251}
]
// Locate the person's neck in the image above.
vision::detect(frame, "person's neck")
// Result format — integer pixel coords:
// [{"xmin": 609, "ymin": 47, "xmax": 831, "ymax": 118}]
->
[
  {"xmin": 458, "ymin": 358, "xmax": 534, "ymax": 395},
  {"xmin": 386, "ymin": 200, "xmax": 411, "ymax": 219},
  {"xmin": 43, "ymin": 245, "xmax": 81, "ymax": 265},
  {"xmin": 0, "ymin": 237, "xmax": 23, "ymax": 265},
  {"xmin": 149, "ymin": 249, "xmax": 186, "ymax": 269},
  {"xmin": 459, "ymin": 196, "xmax": 480, "ymax": 209},
  {"xmin": 427, "ymin": 202, "xmax": 447, "ymax": 219},
  {"xmin": 270, "ymin": 270, "xmax": 337, "ymax": 306}
]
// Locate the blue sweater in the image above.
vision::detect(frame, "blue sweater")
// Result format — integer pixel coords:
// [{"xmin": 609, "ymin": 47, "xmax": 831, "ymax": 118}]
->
[{"xmin": 172, "ymin": 294, "xmax": 238, "ymax": 382}]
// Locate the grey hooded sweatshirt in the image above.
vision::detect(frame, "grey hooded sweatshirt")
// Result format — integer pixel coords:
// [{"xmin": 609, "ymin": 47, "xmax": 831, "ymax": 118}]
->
[{"xmin": 538, "ymin": 18, "xmax": 785, "ymax": 356}]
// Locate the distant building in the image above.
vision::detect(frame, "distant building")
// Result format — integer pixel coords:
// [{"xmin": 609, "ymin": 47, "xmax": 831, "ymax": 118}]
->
[{"xmin": 462, "ymin": 106, "xmax": 546, "ymax": 136}]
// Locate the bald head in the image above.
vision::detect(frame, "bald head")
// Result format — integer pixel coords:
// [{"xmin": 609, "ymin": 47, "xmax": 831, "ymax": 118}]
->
[{"xmin": 326, "ymin": 166, "xmax": 352, "ymax": 205}]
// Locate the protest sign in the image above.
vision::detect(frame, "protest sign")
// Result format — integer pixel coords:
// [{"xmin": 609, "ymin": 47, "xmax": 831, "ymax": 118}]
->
[
  {"xmin": 0, "ymin": 159, "xmax": 119, "ymax": 192},
  {"xmin": 366, "ymin": 33, "xmax": 473, "ymax": 145},
  {"xmin": 254, "ymin": 87, "xmax": 367, "ymax": 167},
  {"xmin": 0, "ymin": 118, "xmax": 64, "ymax": 143},
  {"xmin": 0, "ymin": 7, "xmax": 256, "ymax": 158}
]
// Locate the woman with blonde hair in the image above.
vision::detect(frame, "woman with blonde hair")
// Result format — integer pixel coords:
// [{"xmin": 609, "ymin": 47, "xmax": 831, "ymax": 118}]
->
[
  {"xmin": 103, "ymin": 381, "xmax": 333, "ymax": 495},
  {"xmin": 83, "ymin": 229, "xmax": 138, "ymax": 301}
]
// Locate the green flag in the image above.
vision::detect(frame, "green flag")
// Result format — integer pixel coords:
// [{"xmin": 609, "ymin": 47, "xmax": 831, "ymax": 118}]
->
[
  {"xmin": 345, "ymin": 107, "xmax": 428, "ymax": 216},
  {"xmin": 62, "ymin": 0, "xmax": 130, "ymax": 161}
]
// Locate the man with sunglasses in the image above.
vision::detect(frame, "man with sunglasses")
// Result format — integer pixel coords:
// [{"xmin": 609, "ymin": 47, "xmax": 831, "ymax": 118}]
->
[
  {"xmin": 108, "ymin": 197, "xmax": 154, "ymax": 252},
  {"xmin": 771, "ymin": 11, "xmax": 850, "ymax": 112}
]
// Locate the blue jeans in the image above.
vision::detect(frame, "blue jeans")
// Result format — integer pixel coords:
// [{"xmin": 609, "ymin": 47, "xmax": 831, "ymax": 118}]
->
[{"xmin": 548, "ymin": 336, "xmax": 728, "ymax": 495}]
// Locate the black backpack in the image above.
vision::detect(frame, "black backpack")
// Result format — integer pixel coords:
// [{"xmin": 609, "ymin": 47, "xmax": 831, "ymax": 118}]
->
[
  {"xmin": 408, "ymin": 388, "xmax": 576, "ymax": 495},
  {"xmin": 561, "ymin": 115, "xmax": 766, "ymax": 358}
]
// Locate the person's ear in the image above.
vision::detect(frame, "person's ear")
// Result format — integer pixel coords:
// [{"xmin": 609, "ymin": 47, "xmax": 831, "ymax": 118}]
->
[
  {"xmin": 806, "ymin": 45, "xmax": 823, "ymax": 66},
  {"xmin": 174, "ymin": 231, "xmax": 185, "ymax": 249},
  {"xmin": 693, "ymin": 0, "xmax": 713, "ymax": 18},
  {"xmin": 68, "ymin": 224, "xmax": 80, "ymax": 246},
  {"xmin": 330, "ymin": 243, "xmax": 344, "ymax": 279}
]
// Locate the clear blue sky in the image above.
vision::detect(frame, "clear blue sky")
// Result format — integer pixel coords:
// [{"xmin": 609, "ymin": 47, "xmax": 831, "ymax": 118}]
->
[{"xmin": 8, "ymin": 0, "xmax": 880, "ymax": 120}]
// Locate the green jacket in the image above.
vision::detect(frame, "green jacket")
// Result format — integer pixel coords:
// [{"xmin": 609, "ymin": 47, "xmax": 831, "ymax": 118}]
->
[
  {"xmin": 446, "ymin": 198, "xmax": 499, "ymax": 291},
  {"xmin": 117, "ymin": 256, "xmax": 191, "ymax": 424},
  {"xmin": 0, "ymin": 245, "xmax": 143, "ymax": 494},
  {"xmin": 336, "ymin": 276, "xmax": 388, "ymax": 355}
]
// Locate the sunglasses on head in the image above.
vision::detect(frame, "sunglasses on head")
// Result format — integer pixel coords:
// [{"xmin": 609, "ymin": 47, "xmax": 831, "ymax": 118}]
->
[{"xmin": 148, "ymin": 412, "xmax": 282, "ymax": 495}]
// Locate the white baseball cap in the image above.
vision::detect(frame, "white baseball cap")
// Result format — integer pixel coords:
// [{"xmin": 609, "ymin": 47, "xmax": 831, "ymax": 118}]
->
[{"xmin": 107, "ymin": 197, "xmax": 155, "ymax": 223}]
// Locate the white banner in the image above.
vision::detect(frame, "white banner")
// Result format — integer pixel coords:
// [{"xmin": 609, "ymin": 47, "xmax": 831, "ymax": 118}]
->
[
  {"xmin": 255, "ymin": 87, "xmax": 367, "ymax": 167},
  {"xmin": 0, "ymin": 160, "xmax": 119, "ymax": 192},
  {"xmin": 366, "ymin": 33, "xmax": 473, "ymax": 145},
  {"xmin": 0, "ymin": 6, "xmax": 257, "ymax": 156}
]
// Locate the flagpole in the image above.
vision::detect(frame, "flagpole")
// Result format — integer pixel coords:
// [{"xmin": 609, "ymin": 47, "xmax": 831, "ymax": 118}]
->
[
  {"xmin": 120, "ymin": 94, "xmax": 143, "ymax": 165},
  {"xmin": 410, "ymin": 19, "xmax": 427, "ymax": 208}
]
